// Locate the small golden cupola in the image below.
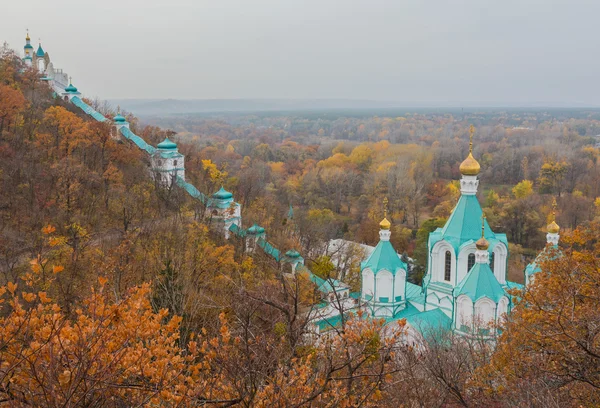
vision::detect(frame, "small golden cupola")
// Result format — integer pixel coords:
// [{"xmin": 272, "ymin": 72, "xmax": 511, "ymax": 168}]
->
[
  {"xmin": 380, "ymin": 217, "xmax": 391, "ymax": 230},
  {"xmin": 475, "ymin": 216, "xmax": 489, "ymax": 250},
  {"xmin": 460, "ymin": 125, "xmax": 481, "ymax": 176},
  {"xmin": 547, "ymin": 198, "xmax": 560, "ymax": 234}
]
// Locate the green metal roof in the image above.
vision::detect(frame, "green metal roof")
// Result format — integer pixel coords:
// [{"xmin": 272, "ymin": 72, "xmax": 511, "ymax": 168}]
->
[
  {"xmin": 406, "ymin": 308, "xmax": 452, "ymax": 333},
  {"xmin": 247, "ymin": 224, "xmax": 265, "ymax": 235},
  {"xmin": 36, "ymin": 44, "xmax": 45, "ymax": 57},
  {"xmin": 285, "ymin": 249, "xmax": 301, "ymax": 258},
  {"xmin": 212, "ymin": 186, "xmax": 233, "ymax": 200},
  {"xmin": 406, "ymin": 282, "xmax": 423, "ymax": 300},
  {"xmin": 525, "ymin": 244, "xmax": 561, "ymax": 278},
  {"xmin": 439, "ymin": 195, "xmax": 495, "ymax": 246},
  {"xmin": 113, "ymin": 113, "xmax": 126, "ymax": 123},
  {"xmin": 65, "ymin": 83, "xmax": 78, "ymax": 93},
  {"xmin": 454, "ymin": 262, "xmax": 506, "ymax": 303},
  {"xmin": 157, "ymin": 137, "xmax": 177, "ymax": 150},
  {"xmin": 24, "ymin": 44, "xmax": 33, "ymax": 49},
  {"xmin": 361, "ymin": 240, "xmax": 406, "ymax": 275}
]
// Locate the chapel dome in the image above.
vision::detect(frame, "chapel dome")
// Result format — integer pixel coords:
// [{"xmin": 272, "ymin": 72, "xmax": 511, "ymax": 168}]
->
[
  {"xmin": 547, "ymin": 220, "xmax": 560, "ymax": 234},
  {"xmin": 379, "ymin": 217, "xmax": 391, "ymax": 230},
  {"xmin": 459, "ymin": 152, "xmax": 480, "ymax": 176},
  {"xmin": 157, "ymin": 137, "xmax": 177, "ymax": 150}
]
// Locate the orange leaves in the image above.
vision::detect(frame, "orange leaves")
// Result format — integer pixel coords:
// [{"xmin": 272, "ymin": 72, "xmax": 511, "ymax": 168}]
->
[
  {"xmin": 52, "ymin": 265, "xmax": 64, "ymax": 274},
  {"xmin": 42, "ymin": 224, "xmax": 56, "ymax": 235},
  {"xmin": 6, "ymin": 281, "xmax": 17, "ymax": 295},
  {"xmin": 0, "ymin": 84, "xmax": 27, "ymax": 132},
  {"xmin": 38, "ymin": 292, "xmax": 51, "ymax": 304}
]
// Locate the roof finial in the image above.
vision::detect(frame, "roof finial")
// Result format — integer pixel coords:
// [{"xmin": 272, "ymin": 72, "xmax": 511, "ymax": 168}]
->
[
  {"xmin": 26, "ymin": 29, "xmax": 30, "ymax": 41},
  {"xmin": 547, "ymin": 198, "xmax": 560, "ymax": 234},
  {"xmin": 383, "ymin": 197, "xmax": 388, "ymax": 219},
  {"xmin": 379, "ymin": 197, "xmax": 391, "ymax": 230},
  {"xmin": 476, "ymin": 214, "xmax": 489, "ymax": 250},
  {"xmin": 117, "ymin": 105, "xmax": 121, "ymax": 114},
  {"xmin": 469, "ymin": 124, "xmax": 475, "ymax": 154},
  {"xmin": 481, "ymin": 214, "xmax": 486, "ymax": 238},
  {"xmin": 69, "ymin": 76, "xmax": 72, "ymax": 85}
]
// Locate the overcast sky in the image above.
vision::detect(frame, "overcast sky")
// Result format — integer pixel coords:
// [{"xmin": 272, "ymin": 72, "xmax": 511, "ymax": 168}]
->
[{"xmin": 4, "ymin": 0, "xmax": 600, "ymax": 105}]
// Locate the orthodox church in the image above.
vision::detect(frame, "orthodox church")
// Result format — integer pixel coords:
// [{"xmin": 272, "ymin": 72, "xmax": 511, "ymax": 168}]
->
[
  {"xmin": 20, "ymin": 32, "xmax": 559, "ymax": 341},
  {"xmin": 313, "ymin": 126, "xmax": 561, "ymax": 339}
]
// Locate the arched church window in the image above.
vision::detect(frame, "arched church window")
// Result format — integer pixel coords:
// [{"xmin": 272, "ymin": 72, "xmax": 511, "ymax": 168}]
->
[
  {"xmin": 173, "ymin": 160, "xmax": 178, "ymax": 167},
  {"xmin": 444, "ymin": 251, "xmax": 451, "ymax": 281},
  {"xmin": 489, "ymin": 252, "xmax": 495, "ymax": 272},
  {"xmin": 468, "ymin": 253, "xmax": 475, "ymax": 272}
]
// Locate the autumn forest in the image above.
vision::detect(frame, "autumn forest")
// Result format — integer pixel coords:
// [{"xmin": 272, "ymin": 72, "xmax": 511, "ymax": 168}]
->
[{"xmin": 1, "ymin": 43, "xmax": 599, "ymax": 407}]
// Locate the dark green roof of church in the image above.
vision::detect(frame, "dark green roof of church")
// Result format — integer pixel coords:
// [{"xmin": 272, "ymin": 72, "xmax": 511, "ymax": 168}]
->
[
  {"xmin": 212, "ymin": 186, "xmax": 233, "ymax": 200},
  {"xmin": 157, "ymin": 137, "xmax": 177, "ymax": 150},
  {"xmin": 361, "ymin": 240, "xmax": 406, "ymax": 274},
  {"xmin": 247, "ymin": 224, "xmax": 265, "ymax": 235},
  {"xmin": 455, "ymin": 261, "xmax": 506, "ymax": 303},
  {"xmin": 65, "ymin": 83, "xmax": 78, "ymax": 93}
]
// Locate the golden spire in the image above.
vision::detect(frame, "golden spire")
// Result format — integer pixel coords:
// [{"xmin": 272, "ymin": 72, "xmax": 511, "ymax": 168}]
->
[
  {"xmin": 459, "ymin": 125, "xmax": 481, "ymax": 176},
  {"xmin": 476, "ymin": 214, "xmax": 489, "ymax": 250},
  {"xmin": 547, "ymin": 198, "xmax": 560, "ymax": 234},
  {"xmin": 379, "ymin": 197, "xmax": 391, "ymax": 230},
  {"xmin": 469, "ymin": 124, "xmax": 474, "ymax": 154},
  {"xmin": 26, "ymin": 29, "xmax": 30, "ymax": 41}
]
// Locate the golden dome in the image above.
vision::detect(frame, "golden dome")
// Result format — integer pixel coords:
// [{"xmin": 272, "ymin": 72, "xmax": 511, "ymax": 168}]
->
[
  {"xmin": 26, "ymin": 31, "xmax": 30, "ymax": 41},
  {"xmin": 460, "ymin": 152, "xmax": 481, "ymax": 176},
  {"xmin": 547, "ymin": 220, "xmax": 560, "ymax": 234},
  {"xmin": 475, "ymin": 236, "xmax": 489, "ymax": 250},
  {"xmin": 379, "ymin": 217, "xmax": 391, "ymax": 230},
  {"xmin": 460, "ymin": 125, "xmax": 480, "ymax": 176}
]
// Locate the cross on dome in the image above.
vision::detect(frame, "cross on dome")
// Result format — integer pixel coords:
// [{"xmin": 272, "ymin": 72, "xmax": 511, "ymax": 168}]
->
[
  {"xmin": 379, "ymin": 197, "xmax": 391, "ymax": 230},
  {"xmin": 459, "ymin": 125, "xmax": 481, "ymax": 176}
]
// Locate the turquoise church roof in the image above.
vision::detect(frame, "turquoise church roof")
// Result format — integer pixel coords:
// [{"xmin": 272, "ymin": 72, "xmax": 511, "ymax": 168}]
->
[
  {"xmin": 361, "ymin": 239, "xmax": 406, "ymax": 274},
  {"xmin": 65, "ymin": 83, "xmax": 78, "ymax": 93},
  {"xmin": 247, "ymin": 224, "xmax": 265, "ymax": 235},
  {"xmin": 157, "ymin": 137, "xmax": 177, "ymax": 150},
  {"xmin": 212, "ymin": 186, "xmax": 233, "ymax": 200},
  {"xmin": 113, "ymin": 113, "xmax": 126, "ymax": 123},
  {"xmin": 24, "ymin": 43, "xmax": 33, "ymax": 50},
  {"xmin": 454, "ymin": 261, "xmax": 506, "ymax": 303},
  {"xmin": 525, "ymin": 244, "xmax": 561, "ymax": 278},
  {"xmin": 36, "ymin": 44, "xmax": 45, "ymax": 57},
  {"xmin": 430, "ymin": 194, "xmax": 508, "ymax": 251}
]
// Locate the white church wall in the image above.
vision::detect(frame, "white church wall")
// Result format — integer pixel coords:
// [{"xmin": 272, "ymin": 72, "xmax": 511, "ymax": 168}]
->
[
  {"xmin": 474, "ymin": 298, "xmax": 496, "ymax": 329},
  {"xmin": 497, "ymin": 296, "xmax": 509, "ymax": 322},
  {"xmin": 492, "ymin": 243, "xmax": 507, "ymax": 284},
  {"xmin": 394, "ymin": 269, "xmax": 406, "ymax": 302},
  {"xmin": 457, "ymin": 243, "xmax": 476, "ymax": 283},
  {"xmin": 455, "ymin": 295, "xmax": 473, "ymax": 330},
  {"xmin": 430, "ymin": 241, "xmax": 455, "ymax": 284},
  {"xmin": 362, "ymin": 269, "xmax": 374, "ymax": 300},
  {"xmin": 375, "ymin": 270, "xmax": 393, "ymax": 302}
]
